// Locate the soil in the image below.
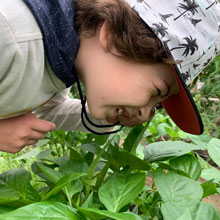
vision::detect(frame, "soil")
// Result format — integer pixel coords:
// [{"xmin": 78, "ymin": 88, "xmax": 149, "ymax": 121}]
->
[
  {"xmin": 203, "ymin": 195, "xmax": 220, "ymax": 212},
  {"xmin": 199, "ymin": 177, "xmax": 220, "ymax": 213}
]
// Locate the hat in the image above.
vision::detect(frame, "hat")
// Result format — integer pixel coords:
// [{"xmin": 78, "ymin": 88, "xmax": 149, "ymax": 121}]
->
[{"xmin": 125, "ymin": 0, "xmax": 220, "ymax": 135}]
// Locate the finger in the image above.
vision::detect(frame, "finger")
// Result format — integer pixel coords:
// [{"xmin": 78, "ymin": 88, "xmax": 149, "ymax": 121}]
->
[
  {"xmin": 30, "ymin": 116, "xmax": 56, "ymax": 133},
  {"xmin": 4, "ymin": 140, "xmax": 37, "ymax": 153},
  {"xmin": 29, "ymin": 130, "xmax": 47, "ymax": 140},
  {"xmin": 26, "ymin": 139, "xmax": 38, "ymax": 146}
]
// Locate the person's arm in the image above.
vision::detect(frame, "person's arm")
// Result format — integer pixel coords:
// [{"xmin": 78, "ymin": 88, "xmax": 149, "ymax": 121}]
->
[
  {"xmin": 0, "ymin": 113, "xmax": 56, "ymax": 153},
  {"xmin": 34, "ymin": 88, "xmax": 112, "ymax": 132}
]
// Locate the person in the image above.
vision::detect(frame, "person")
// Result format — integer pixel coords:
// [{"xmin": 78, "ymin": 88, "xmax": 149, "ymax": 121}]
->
[{"xmin": 0, "ymin": 0, "xmax": 219, "ymax": 153}]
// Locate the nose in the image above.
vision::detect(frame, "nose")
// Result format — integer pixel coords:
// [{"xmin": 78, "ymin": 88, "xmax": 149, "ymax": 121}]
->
[{"xmin": 136, "ymin": 106, "xmax": 153, "ymax": 122}]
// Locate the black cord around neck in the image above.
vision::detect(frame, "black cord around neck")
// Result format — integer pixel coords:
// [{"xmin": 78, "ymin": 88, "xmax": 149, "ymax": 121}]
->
[{"xmin": 73, "ymin": 66, "xmax": 124, "ymax": 135}]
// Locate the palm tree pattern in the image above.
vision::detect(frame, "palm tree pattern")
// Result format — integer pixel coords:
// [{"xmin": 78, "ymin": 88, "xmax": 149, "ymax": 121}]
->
[
  {"xmin": 125, "ymin": 0, "xmax": 220, "ymax": 85},
  {"xmin": 174, "ymin": 0, "xmax": 200, "ymax": 21},
  {"xmin": 170, "ymin": 36, "xmax": 199, "ymax": 57}
]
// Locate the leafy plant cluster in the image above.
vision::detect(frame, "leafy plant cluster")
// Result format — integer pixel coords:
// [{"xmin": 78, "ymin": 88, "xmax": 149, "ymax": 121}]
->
[
  {"xmin": 0, "ymin": 120, "xmax": 220, "ymax": 220},
  {"xmin": 191, "ymin": 55, "xmax": 220, "ymax": 137}
]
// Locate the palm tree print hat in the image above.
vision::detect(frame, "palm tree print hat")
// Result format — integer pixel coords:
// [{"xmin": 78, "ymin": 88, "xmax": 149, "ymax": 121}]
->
[{"xmin": 125, "ymin": 0, "xmax": 220, "ymax": 134}]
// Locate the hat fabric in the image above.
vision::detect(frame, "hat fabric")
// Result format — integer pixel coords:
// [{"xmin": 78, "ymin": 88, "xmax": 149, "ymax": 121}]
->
[{"xmin": 125, "ymin": 0, "xmax": 220, "ymax": 134}]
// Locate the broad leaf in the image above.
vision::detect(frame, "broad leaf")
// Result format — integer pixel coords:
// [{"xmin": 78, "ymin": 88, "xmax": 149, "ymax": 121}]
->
[
  {"xmin": 0, "ymin": 202, "xmax": 86, "ymax": 220},
  {"xmin": 144, "ymin": 141, "xmax": 201, "ymax": 162},
  {"xmin": 169, "ymin": 154, "xmax": 202, "ymax": 180},
  {"xmin": 42, "ymin": 172, "xmax": 86, "ymax": 201},
  {"xmin": 81, "ymin": 192, "xmax": 94, "ymax": 208},
  {"xmin": 0, "ymin": 169, "xmax": 40, "ymax": 205},
  {"xmin": 14, "ymin": 149, "xmax": 41, "ymax": 161},
  {"xmin": 80, "ymin": 144, "xmax": 109, "ymax": 160},
  {"xmin": 207, "ymin": 138, "xmax": 220, "ymax": 167},
  {"xmin": 36, "ymin": 150, "xmax": 53, "ymax": 161},
  {"xmin": 161, "ymin": 199, "xmax": 220, "ymax": 220},
  {"xmin": 35, "ymin": 139, "xmax": 50, "ymax": 147},
  {"xmin": 111, "ymin": 148, "xmax": 151, "ymax": 171},
  {"xmin": 0, "ymin": 206, "xmax": 15, "ymax": 215},
  {"xmin": 123, "ymin": 124, "xmax": 148, "ymax": 153},
  {"xmin": 79, "ymin": 207, "xmax": 142, "ymax": 220},
  {"xmin": 186, "ymin": 132, "xmax": 212, "ymax": 150},
  {"xmin": 59, "ymin": 159, "xmax": 88, "ymax": 174},
  {"xmin": 201, "ymin": 167, "xmax": 220, "ymax": 183},
  {"xmin": 154, "ymin": 168, "xmax": 203, "ymax": 203},
  {"xmin": 98, "ymin": 171, "xmax": 146, "ymax": 212},
  {"xmin": 65, "ymin": 180, "xmax": 84, "ymax": 198},
  {"xmin": 36, "ymin": 163, "xmax": 62, "ymax": 183},
  {"xmin": 201, "ymin": 180, "xmax": 217, "ymax": 198},
  {"xmin": 176, "ymin": 209, "xmax": 192, "ymax": 220}
]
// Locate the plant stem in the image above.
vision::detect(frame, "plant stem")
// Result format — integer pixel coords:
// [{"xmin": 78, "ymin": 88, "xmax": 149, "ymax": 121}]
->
[{"xmin": 64, "ymin": 186, "xmax": 73, "ymax": 207}]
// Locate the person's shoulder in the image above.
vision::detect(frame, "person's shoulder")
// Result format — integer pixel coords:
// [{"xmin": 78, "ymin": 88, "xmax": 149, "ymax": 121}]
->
[{"xmin": 0, "ymin": 0, "xmax": 42, "ymax": 43}]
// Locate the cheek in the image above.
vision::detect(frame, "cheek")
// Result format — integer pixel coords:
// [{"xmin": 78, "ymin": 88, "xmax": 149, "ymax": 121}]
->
[{"xmin": 85, "ymin": 89, "xmax": 108, "ymax": 120}]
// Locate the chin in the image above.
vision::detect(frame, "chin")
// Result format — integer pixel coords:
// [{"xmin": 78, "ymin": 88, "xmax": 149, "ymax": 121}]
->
[{"xmin": 88, "ymin": 107, "xmax": 106, "ymax": 121}]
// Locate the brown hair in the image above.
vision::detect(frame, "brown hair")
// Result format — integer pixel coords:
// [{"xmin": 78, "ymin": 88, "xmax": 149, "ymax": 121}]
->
[{"xmin": 73, "ymin": 0, "xmax": 169, "ymax": 64}]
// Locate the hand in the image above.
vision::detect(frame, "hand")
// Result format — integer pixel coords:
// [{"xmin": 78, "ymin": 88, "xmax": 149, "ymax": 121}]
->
[{"xmin": 0, "ymin": 113, "xmax": 56, "ymax": 153}]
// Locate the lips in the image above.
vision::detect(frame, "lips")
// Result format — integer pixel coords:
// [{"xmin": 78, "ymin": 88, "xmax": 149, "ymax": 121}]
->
[{"xmin": 106, "ymin": 104, "xmax": 160, "ymax": 127}]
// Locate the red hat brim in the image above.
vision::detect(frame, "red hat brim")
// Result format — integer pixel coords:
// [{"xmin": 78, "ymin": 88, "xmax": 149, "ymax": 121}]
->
[{"xmin": 162, "ymin": 63, "xmax": 203, "ymax": 135}]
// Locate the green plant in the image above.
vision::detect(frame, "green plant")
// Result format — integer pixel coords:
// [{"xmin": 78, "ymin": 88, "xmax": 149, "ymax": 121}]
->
[
  {"xmin": 191, "ymin": 56, "xmax": 220, "ymax": 138},
  {"xmin": 0, "ymin": 125, "xmax": 219, "ymax": 220}
]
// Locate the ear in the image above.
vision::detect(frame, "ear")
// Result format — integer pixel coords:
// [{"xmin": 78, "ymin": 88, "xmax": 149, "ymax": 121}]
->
[{"xmin": 99, "ymin": 21, "xmax": 112, "ymax": 52}]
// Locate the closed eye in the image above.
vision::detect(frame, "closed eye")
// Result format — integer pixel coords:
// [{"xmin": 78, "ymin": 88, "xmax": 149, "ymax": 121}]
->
[
  {"xmin": 157, "ymin": 81, "xmax": 170, "ymax": 98},
  {"xmin": 156, "ymin": 88, "xmax": 161, "ymax": 96}
]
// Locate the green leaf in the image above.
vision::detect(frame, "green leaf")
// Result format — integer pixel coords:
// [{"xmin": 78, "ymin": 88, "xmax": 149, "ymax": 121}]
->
[
  {"xmin": 98, "ymin": 171, "xmax": 146, "ymax": 212},
  {"xmin": 207, "ymin": 138, "xmax": 220, "ymax": 167},
  {"xmin": 201, "ymin": 167, "xmax": 220, "ymax": 183},
  {"xmin": 83, "ymin": 133, "xmax": 109, "ymax": 146},
  {"xmin": 36, "ymin": 150, "xmax": 53, "ymax": 161},
  {"xmin": 70, "ymin": 149, "xmax": 84, "ymax": 162},
  {"xmin": 196, "ymin": 153, "xmax": 212, "ymax": 170},
  {"xmin": 154, "ymin": 168, "xmax": 203, "ymax": 203},
  {"xmin": 65, "ymin": 179, "xmax": 84, "ymax": 198},
  {"xmin": 0, "ymin": 206, "xmax": 15, "ymax": 215},
  {"xmin": 81, "ymin": 192, "xmax": 94, "ymax": 208},
  {"xmin": 80, "ymin": 144, "xmax": 109, "ymax": 160},
  {"xmin": 42, "ymin": 172, "xmax": 86, "ymax": 201},
  {"xmin": 35, "ymin": 139, "xmax": 50, "ymax": 148},
  {"xmin": 111, "ymin": 148, "xmax": 151, "ymax": 171},
  {"xmin": 157, "ymin": 123, "xmax": 171, "ymax": 136},
  {"xmin": 13, "ymin": 149, "xmax": 41, "ymax": 161},
  {"xmin": 59, "ymin": 158, "xmax": 88, "ymax": 174},
  {"xmin": 56, "ymin": 158, "xmax": 86, "ymax": 200},
  {"xmin": 201, "ymin": 180, "xmax": 217, "ymax": 198},
  {"xmin": 79, "ymin": 207, "xmax": 143, "ymax": 220},
  {"xmin": 123, "ymin": 124, "xmax": 149, "ymax": 153},
  {"xmin": 144, "ymin": 141, "xmax": 201, "ymax": 162},
  {"xmin": 36, "ymin": 163, "xmax": 62, "ymax": 183},
  {"xmin": 0, "ymin": 169, "xmax": 40, "ymax": 205},
  {"xmin": 176, "ymin": 209, "xmax": 192, "ymax": 220},
  {"xmin": 45, "ymin": 194, "xmax": 67, "ymax": 204},
  {"xmin": 86, "ymin": 136, "xmax": 113, "ymax": 179},
  {"xmin": 161, "ymin": 199, "xmax": 220, "ymax": 220},
  {"xmin": 0, "ymin": 202, "xmax": 86, "ymax": 220},
  {"xmin": 185, "ymin": 132, "xmax": 212, "ymax": 150},
  {"xmin": 169, "ymin": 154, "xmax": 202, "ymax": 180}
]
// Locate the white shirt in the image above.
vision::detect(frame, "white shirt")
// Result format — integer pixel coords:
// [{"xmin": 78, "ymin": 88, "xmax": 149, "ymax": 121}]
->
[{"xmin": 0, "ymin": 0, "xmax": 108, "ymax": 132}]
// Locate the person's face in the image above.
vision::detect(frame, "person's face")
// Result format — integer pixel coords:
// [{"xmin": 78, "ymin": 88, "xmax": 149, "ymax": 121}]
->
[{"xmin": 75, "ymin": 23, "xmax": 178, "ymax": 127}]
